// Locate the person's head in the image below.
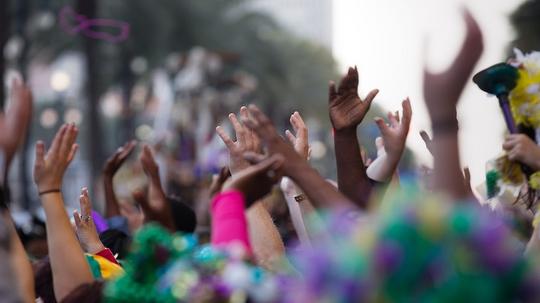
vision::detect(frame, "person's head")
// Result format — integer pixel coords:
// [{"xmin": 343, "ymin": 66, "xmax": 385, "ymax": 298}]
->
[
  {"xmin": 168, "ymin": 196, "xmax": 197, "ymax": 234},
  {"xmin": 34, "ymin": 257, "xmax": 56, "ymax": 303},
  {"xmin": 99, "ymin": 229, "xmax": 130, "ymax": 259}
]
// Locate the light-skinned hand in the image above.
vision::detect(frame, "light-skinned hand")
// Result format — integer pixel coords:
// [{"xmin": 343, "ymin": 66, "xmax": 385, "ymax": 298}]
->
[
  {"xmin": 73, "ymin": 187, "xmax": 105, "ymax": 254},
  {"xmin": 33, "ymin": 124, "xmax": 78, "ymax": 192},
  {"xmin": 503, "ymin": 134, "xmax": 540, "ymax": 170},
  {"xmin": 216, "ymin": 106, "xmax": 262, "ymax": 175},
  {"xmin": 374, "ymin": 98, "xmax": 412, "ymax": 161},
  {"xmin": 285, "ymin": 111, "xmax": 310, "ymax": 160}
]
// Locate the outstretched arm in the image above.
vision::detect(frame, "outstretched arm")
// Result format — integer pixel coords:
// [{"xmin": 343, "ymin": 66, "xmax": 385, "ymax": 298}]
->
[
  {"xmin": 33, "ymin": 124, "xmax": 93, "ymax": 301},
  {"xmin": 423, "ymin": 8, "xmax": 483, "ymax": 200},
  {"xmin": 329, "ymin": 67, "xmax": 379, "ymax": 209},
  {"xmin": 103, "ymin": 141, "xmax": 137, "ymax": 218},
  {"xmin": 217, "ymin": 107, "xmax": 285, "ymax": 269}
]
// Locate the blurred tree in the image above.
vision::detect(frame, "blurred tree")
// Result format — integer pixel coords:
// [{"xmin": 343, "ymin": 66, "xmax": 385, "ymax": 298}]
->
[{"xmin": 510, "ymin": 0, "xmax": 540, "ymax": 53}]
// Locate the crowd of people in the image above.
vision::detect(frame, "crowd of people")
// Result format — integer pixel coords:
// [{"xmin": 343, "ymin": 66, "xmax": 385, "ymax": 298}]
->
[{"xmin": 2, "ymin": 8, "xmax": 540, "ymax": 303}]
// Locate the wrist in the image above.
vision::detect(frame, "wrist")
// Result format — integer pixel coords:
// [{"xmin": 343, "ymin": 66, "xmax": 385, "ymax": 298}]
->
[
  {"xmin": 431, "ymin": 117, "xmax": 459, "ymax": 136},
  {"xmin": 334, "ymin": 127, "xmax": 357, "ymax": 137},
  {"xmin": 37, "ymin": 182, "xmax": 62, "ymax": 193},
  {"xmin": 85, "ymin": 241, "xmax": 106, "ymax": 255}
]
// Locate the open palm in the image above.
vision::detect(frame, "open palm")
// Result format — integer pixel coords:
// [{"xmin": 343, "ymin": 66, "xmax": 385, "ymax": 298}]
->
[{"xmin": 329, "ymin": 67, "xmax": 379, "ymax": 131}]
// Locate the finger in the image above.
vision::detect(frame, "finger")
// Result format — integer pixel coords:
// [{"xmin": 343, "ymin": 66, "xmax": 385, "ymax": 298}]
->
[
  {"xmin": 394, "ymin": 111, "xmax": 400, "ymax": 123},
  {"xmin": 400, "ymin": 98, "xmax": 412, "ymax": 132},
  {"xmin": 229, "ymin": 113, "xmax": 246, "ymax": 145},
  {"xmin": 387, "ymin": 111, "xmax": 399, "ymax": 129},
  {"xmin": 241, "ymin": 106, "xmax": 257, "ymax": 151},
  {"xmin": 374, "ymin": 117, "xmax": 389, "ymax": 135},
  {"xmin": 363, "ymin": 89, "xmax": 379, "ymax": 107},
  {"xmin": 338, "ymin": 67, "xmax": 358, "ymax": 95},
  {"xmin": 67, "ymin": 144, "xmax": 78, "ymax": 163},
  {"xmin": 119, "ymin": 140, "xmax": 137, "ymax": 160},
  {"xmin": 419, "ymin": 130, "xmax": 432, "ymax": 145},
  {"xmin": 328, "ymin": 81, "xmax": 338, "ymax": 102},
  {"xmin": 291, "ymin": 112, "xmax": 307, "ymax": 138},
  {"xmin": 80, "ymin": 187, "xmax": 92, "ymax": 216},
  {"xmin": 60, "ymin": 124, "xmax": 78, "ymax": 158},
  {"xmin": 35, "ymin": 141, "xmax": 46, "ymax": 166},
  {"xmin": 240, "ymin": 106, "xmax": 250, "ymax": 121},
  {"xmin": 247, "ymin": 104, "xmax": 272, "ymax": 137},
  {"xmin": 219, "ymin": 166, "xmax": 231, "ymax": 182},
  {"xmin": 247, "ymin": 104, "xmax": 268, "ymax": 125},
  {"xmin": 502, "ymin": 141, "xmax": 514, "ymax": 151},
  {"xmin": 285, "ymin": 130, "xmax": 296, "ymax": 145},
  {"xmin": 463, "ymin": 167, "xmax": 471, "ymax": 183},
  {"xmin": 48, "ymin": 124, "xmax": 68, "ymax": 156},
  {"xmin": 216, "ymin": 126, "xmax": 235, "ymax": 149},
  {"xmin": 73, "ymin": 210, "xmax": 81, "ymax": 227}
]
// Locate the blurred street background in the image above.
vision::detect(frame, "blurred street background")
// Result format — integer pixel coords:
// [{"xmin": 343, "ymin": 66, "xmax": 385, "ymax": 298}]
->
[{"xmin": 1, "ymin": 0, "xmax": 538, "ymax": 216}]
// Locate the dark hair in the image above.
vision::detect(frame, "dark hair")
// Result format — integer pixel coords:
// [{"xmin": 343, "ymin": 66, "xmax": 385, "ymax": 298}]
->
[
  {"xmin": 99, "ymin": 229, "xmax": 130, "ymax": 259},
  {"xmin": 168, "ymin": 196, "xmax": 197, "ymax": 233},
  {"xmin": 61, "ymin": 281, "xmax": 104, "ymax": 303},
  {"xmin": 34, "ymin": 257, "xmax": 57, "ymax": 303}
]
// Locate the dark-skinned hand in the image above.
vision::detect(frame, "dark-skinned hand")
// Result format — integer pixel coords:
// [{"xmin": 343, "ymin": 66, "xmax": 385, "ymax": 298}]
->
[
  {"xmin": 329, "ymin": 66, "xmax": 379, "ymax": 132},
  {"xmin": 103, "ymin": 140, "xmax": 137, "ymax": 177},
  {"xmin": 222, "ymin": 154, "xmax": 284, "ymax": 207}
]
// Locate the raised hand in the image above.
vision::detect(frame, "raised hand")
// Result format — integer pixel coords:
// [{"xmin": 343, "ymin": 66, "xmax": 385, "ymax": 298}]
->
[
  {"xmin": 138, "ymin": 145, "xmax": 174, "ymax": 231},
  {"xmin": 103, "ymin": 140, "xmax": 137, "ymax": 177},
  {"xmin": 33, "ymin": 124, "xmax": 78, "ymax": 192},
  {"xmin": 422, "ymin": 8, "xmax": 483, "ymax": 200},
  {"xmin": 423, "ymin": 8, "xmax": 483, "ymax": 123},
  {"xmin": 329, "ymin": 66, "xmax": 379, "ymax": 132},
  {"xmin": 216, "ymin": 106, "xmax": 261, "ymax": 174},
  {"xmin": 73, "ymin": 187, "xmax": 105, "ymax": 254},
  {"xmin": 103, "ymin": 140, "xmax": 137, "ymax": 218},
  {"xmin": 285, "ymin": 111, "xmax": 310, "ymax": 160},
  {"xmin": 223, "ymin": 154, "xmax": 284, "ymax": 207},
  {"xmin": 242, "ymin": 104, "xmax": 354, "ymax": 209},
  {"xmin": 0, "ymin": 79, "xmax": 33, "ymax": 172},
  {"xmin": 374, "ymin": 98, "xmax": 412, "ymax": 160},
  {"xmin": 241, "ymin": 105, "xmax": 305, "ymax": 176}
]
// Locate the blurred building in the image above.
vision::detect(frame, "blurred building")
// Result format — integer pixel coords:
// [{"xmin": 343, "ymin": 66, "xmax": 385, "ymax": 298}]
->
[{"xmin": 248, "ymin": 0, "xmax": 333, "ymax": 51}]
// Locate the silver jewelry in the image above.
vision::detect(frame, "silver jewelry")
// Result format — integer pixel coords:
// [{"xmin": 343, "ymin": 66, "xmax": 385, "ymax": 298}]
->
[{"xmin": 81, "ymin": 215, "xmax": 92, "ymax": 222}]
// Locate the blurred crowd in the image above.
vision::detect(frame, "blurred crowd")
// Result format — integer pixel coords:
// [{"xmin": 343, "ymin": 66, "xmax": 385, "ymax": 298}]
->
[{"xmin": 3, "ymin": 8, "xmax": 540, "ymax": 303}]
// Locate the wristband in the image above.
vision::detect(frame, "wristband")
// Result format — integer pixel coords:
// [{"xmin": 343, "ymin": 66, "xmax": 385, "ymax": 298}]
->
[
  {"xmin": 432, "ymin": 118, "xmax": 459, "ymax": 135},
  {"xmin": 39, "ymin": 189, "xmax": 61, "ymax": 196}
]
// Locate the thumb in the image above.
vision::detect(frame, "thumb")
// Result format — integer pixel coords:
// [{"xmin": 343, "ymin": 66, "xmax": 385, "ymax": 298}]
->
[{"xmin": 73, "ymin": 210, "xmax": 81, "ymax": 228}]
